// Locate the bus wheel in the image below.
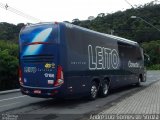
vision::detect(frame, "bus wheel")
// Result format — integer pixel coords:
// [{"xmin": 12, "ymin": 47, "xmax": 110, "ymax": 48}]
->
[
  {"xmin": 136, "ymin": 76, "xmax": 142, "ymax": 86},
  {"xmin": 99, "ymin": 81, "xmax": 109, "ymax": 97},
  {"xmin": 88, "ymin": 81, "xmax": 98, "ymax": 100}
]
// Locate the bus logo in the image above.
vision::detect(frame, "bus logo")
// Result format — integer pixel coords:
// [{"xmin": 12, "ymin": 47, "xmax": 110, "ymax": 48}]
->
[
  {"xmin": 24, "ymin": 67, "xmax": 37, "ymax": 73},
  {"xmin": 45, "ymin": 63, "xmax": 55, "ymax": 69},
  {"xmin": 88, "ymin": 45, "xmax": 120, "ymax": 70},
  {"xmin": 128, "ymin": 60, "xmax": 140, "ymax": 68},
  {"xmin": 44, "ymin": 73, "xmax": 54, "ymax": 78}
]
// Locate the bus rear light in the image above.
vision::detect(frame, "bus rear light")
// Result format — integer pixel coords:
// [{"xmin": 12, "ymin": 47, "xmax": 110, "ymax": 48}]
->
[
  {"xmin": 54, "ymin": 65, "xmax": 64, "ymax": 87},
  {"xmin": 25, "ymin": 42, "xmax": 50, "ymax": 45},
  {"xmin": 18, "ymin": 67, "xmax": 23, "ymax": 85}
]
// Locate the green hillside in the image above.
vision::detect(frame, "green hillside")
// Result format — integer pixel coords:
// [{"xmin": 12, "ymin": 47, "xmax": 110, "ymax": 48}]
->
[
  {"xmin": 72, "ymin": 2, "xmax": 160, "ymax": 43},
  {"xmin": 0, "ymin": 22, "xmax": 24, "ymax": 43}
]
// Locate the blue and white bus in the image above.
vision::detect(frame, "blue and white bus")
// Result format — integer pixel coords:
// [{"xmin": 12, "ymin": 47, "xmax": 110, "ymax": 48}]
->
[{"xmin": 19, "ymin": 22, "xmax": 146, "ymax": 100}]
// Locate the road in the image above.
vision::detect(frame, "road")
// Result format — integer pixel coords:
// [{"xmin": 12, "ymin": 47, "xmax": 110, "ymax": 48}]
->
[{"xmin": 0, "ymin": 71, "xmax": 160, "ymax": 120}]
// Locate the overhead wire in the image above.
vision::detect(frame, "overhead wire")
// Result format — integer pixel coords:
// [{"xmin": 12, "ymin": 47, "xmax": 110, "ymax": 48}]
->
[
  {"xmin": 124, "ymin": 0, "xmax": 135, "ymax": 9},
  {"xmin": 124, "ymin": 0, "xmax": 160, "ymax": 31},
  {"xmin": 0, "ymin": 2, "xmax": 42, "ymax": 22}
]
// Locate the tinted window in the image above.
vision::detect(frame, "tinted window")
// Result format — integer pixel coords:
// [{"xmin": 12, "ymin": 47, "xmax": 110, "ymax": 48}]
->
[
  {"xmin": 118, "ymin": 42, "xmax": 141, "ymax": 60},
  {"xmin": 19, "ymin": 24, "xmax": 59, "ymax": 56}
]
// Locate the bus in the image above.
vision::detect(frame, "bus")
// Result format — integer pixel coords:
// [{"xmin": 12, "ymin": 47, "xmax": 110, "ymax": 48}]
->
[{"xmin": 19, "ymin": 22, "xmax": 146, "ymax": 100}]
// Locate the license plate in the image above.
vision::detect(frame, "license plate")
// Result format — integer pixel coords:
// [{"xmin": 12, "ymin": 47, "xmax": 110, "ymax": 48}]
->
[{"xmin": 34, "ymin": 90, "xmax": 41, "ymax": 94}]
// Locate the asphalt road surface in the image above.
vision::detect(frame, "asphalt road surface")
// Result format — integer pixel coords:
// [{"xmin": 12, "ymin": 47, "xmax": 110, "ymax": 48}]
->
[{"xmin": 0, "ymin": 71, "xmax": 160, "ymax": 120}]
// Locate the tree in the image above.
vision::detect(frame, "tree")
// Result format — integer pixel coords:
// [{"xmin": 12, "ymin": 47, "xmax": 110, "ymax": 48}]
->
[
  {"xmin": 72, "ymin": 3, "xmax": 160, "ymax": 42},
  {"xmin": 97, "ymin": 13, "xmax": 105, "ymax": 17},
  {"xmin": 0, "ymin": 41, "xmax": 19, "ymax": 91},
  {"xmin": 142, "ymin": 40, "xmax": 160, "ymax": 66},
  {"xmin": 0, "ymin": 49, "xmax": 19, "ymax": 90},
  {"xmin": 88, "ymin": 16, "xmax": 95, "ymax": 21}
]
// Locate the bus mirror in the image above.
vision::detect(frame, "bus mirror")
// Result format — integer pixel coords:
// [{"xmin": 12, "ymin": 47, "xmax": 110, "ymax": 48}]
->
[
  {"xmin": 144, "ymin": 54, "xmax": 150, "ymax": 61},
  {"xmin": 144, "ymin": 53, "xmax": 150, "ymax": 65}
]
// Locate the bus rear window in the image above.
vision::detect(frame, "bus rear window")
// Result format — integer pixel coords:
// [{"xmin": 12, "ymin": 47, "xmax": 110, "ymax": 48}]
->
[
  {"xmin": 20, "ymin": 24, "xmax": 58, "ymax": 45},
  {"xmin": 19, "ymin": 24, "xmax": 59, "ymax": 56}
]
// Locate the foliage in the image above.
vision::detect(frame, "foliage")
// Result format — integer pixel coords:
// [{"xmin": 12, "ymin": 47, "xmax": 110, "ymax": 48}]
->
[
  {"xmin": 72, "ymin": 2, "xmax": 160, "ymax": 43},
  {"xmin": 0, "ymin": 40, "xmax": 19, "ymax": 91},
  {"xmin": 147, "ymin": 64, "xmax": 160, "ymax": 70},
  {"xmin": 0, "ymin": 22, "xmax": 25, "ymax": 43},
  {"xmin": 142, "ymin": 40, "xmax": 160, "ymax": 69}
]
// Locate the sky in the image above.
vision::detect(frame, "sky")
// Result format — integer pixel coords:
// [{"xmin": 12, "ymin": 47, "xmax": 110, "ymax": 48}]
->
[{"xmin": 0, "ymin": 0, "xmax": 158, "ymax": 24}]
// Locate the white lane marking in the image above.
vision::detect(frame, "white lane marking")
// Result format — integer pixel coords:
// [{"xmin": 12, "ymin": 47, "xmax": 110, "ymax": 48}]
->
[
  {"xmin": 0, "ymin": 95, "xmax": 26, "ymax": 102},
  {"xmin": 0, "ymin": 102, "xmax": 21, "ymax": 108}
]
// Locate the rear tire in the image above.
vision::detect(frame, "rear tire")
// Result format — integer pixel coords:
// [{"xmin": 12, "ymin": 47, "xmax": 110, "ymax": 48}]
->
[
  {"xmin": 88, "ymin": 81, "xmax": 98, "ymax": 100},
  {"xmin": 136, "ymin": 76, "xmax": 142, "ymax": 86},
  {"xmin": 99, "ymin": 81, "xmax": 109, "ymax": 97}
]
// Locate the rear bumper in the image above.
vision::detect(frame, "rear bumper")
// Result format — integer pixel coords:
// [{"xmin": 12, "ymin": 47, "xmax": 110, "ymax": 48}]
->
[{"xmin": 20, "ymin": 85, "xmax": 64, "ymax": 98}]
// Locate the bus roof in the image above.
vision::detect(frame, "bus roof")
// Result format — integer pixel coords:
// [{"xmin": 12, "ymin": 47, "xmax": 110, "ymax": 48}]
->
[
  {"xmin": 24, "ymin": 22, "xmax": 138, "ymax": 46},
  {"xmin": 62, "ymin": 22, "xmax": 138, "ymax": 46}
]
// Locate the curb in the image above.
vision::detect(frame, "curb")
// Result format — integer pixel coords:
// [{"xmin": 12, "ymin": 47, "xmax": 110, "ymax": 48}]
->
[{"xmin": 0, "ymin": 89, "xmax": 20, "ymax": 95}]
